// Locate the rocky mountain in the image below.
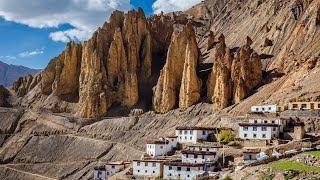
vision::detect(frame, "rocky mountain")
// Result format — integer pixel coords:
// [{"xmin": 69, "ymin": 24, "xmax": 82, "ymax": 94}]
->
[
  {"xmin": 1, "ymin": 0, "xmax": 320, "ymax": 179},
  {"xmin": 0, "ymin": 61, "xmax": 40, "ymax": 87}
]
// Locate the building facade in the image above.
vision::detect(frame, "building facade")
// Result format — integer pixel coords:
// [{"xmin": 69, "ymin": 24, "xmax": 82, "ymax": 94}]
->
[
  {"xmin": 251, "ymin": 105, "xmax": 278, "ymax": 113},
  {"xmin": 289, "ymin": 102, "xmax": 320, "ymax": 110},
  {"xmin": 146, "ymin": 136, "xmax": 177, "ymax": 158},
  {"xmin": 181, "ymin": 150, "xmax": 217, "ymax": 163},
  {"xmin": 133, "ymin": 160, "xmax": 164, "ymax": 178},
  {"xmin": 187, "ymin": 145, "xmax": 222, "ymax": 160},
  {"xmin": 105, "ymin": 162, "xmax": 125, "ymax": 178},
  {"xmin": 175, "ymin": 127, "xmax": 216, "ymax": 144},
  {"xmin": 163, "ymin": 162, "xmax": 206, "ymax": 180},
  {"xmin": 93, "ymin": 166, "xmax": 107, "ymax": 180},
  {"xmin": 243, "ymin": 149, "xmax": 261, "ymax": 161},
  {"xmin": 239, "ymin": 118, "xmax": 289, "ymax": 140}
]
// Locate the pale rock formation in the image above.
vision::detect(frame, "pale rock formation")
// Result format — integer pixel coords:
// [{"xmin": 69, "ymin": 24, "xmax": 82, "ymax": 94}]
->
[
  {"xmin": 207, "ymin": 36, "xmax": 262, "ymax": 110},
  {"xmin": 12, "ymin": 74, "xmax": 41, "ymax": 97},
  {"xmin": 153, "ymin": 23, "xmax": 201, "ymax": 113}
]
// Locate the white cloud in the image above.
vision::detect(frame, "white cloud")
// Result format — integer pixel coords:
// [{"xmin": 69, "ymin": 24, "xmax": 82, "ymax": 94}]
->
[
  {"xmin": 0, "ymin": 55, "xmax": 16, "ymax": 60},
  {"xmin": 0, "ymin": 0, "xmax": 132, "ymax": 42},
  {"xmin": 152, "ymin": 0, "xmax": 202, "ymax": 14},
  {"xmin": 19, "ymin": 49, "xmax": 44, "ymax": 57}
]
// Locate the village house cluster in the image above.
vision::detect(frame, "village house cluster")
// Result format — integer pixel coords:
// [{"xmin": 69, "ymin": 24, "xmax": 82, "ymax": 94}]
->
[{"xmin": 93, "ymin": 101, "xmax": 318, "ymax": 179}]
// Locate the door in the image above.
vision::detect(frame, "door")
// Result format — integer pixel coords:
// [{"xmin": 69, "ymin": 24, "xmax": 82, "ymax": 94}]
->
[{"xmin": 311, "ymin": 103, "xmax": 314, "ymax": 109}]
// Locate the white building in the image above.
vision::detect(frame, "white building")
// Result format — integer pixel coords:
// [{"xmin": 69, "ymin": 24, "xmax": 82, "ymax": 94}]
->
[
  {"xmin": 181, "ymin": 150, "xmax": 217, "ymax": 163},
  {"xmin": 251, "ymin": 105, "xmax": 288, "ymax": 113},
  {"xmin": 243, "ymin": 149, "xmax": 261, "ymax": 161},
  {"xmin": 93, "ymin": 166, "xmax": 107, "ymax": 180},
  {"xmin": 105, "ymin": 162, "xmax": 125, "ymax": 178},
  {"xmin": 175, "ymin": 127, "xmax": 216, "ymax": 144},
  {"xmin": 239, "ymin": 118, "xmax": 289, "ymax": 140},
  {"xmin": 163, "ymin": 162, "xmax": 215, "ymax": 180},
  {"xmin": 187, "ymin": 145, "xmax": 222, "ymax": 160},
  {"xmin": 133, "ymin": 160, "xmax": 165, "ymax": 178},
  {"xmin": 146, "ymin": 136, "xmax": 177, "ymax": 158}
]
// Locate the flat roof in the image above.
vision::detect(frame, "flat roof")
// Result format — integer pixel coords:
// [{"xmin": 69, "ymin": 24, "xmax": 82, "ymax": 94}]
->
[
  {"xmin": 133, "ymin": 159, "xmax": 166, "ymax": 163},
  {"xmin": 181, "ymin": 150, "xmax": 216, "ymax": 156},
  {"xmin": 239, "ymin": 123, "xmax": 279, "ymax": 127},
  {"xmin": 176, "ymin": 126, "xmax": 217, "ymax": 131},
  {"xmin": 166, "ymin": 136, "xmax": 178, "ymax": 138},
  {"xmin": 188, "ymin": 144, "xmax": 222, "ymax": 148},
  {"xmin": 164, "ymin": 161, "xmax": 217, "ymax": 167},
  {"xmin": 94, "ymin": 166, "xmax": 106, "ymax": 170},
  {"xmin": 243, "ymin": 148, "xmax": 261, "ymax": 153},
  {"xmin": 249, "ymin": 117, "xmax": 289, "ymax": 121},
  {"xmin": 146, "ymin": 140, "xmax": 169, "ymax": 144},
  {"xmin": 106, "ymin": 161, "xmax": 125, "ymax": 166}
]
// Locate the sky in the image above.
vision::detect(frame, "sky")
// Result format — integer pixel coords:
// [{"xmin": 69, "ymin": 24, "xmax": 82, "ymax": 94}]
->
[{"xmin": 0, "ymin": 0, "xmax": 202, "ymax": 69}]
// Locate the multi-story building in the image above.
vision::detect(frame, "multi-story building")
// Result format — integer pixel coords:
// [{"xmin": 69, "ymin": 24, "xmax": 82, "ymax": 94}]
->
[
  {"xmin": 181, "ymin": 150, "xmax": 217, "ymax": 163},
  {"xmin": 187, "ymin": 145, "xmax": 222, "ymax": 161},
  {"xmin": 239, "ymin": 118, "xmax": 289, "ymax": 140},
  {"xmin": 146, "ymin": 136, "xmax": 177, "ymax": 158},
  {"xmin": 105, "ymin": 162, "xmax": 125, "ymax": 179},
  {"xmin": 289, "ymin": 102, "xmax": 320, "ymax": 110},
  {"xmin": 251, "ymin": 104, "xmax": 288, "ymax": 113},
  {"xmin": 93, "ymin": 166, "xmax": 107, "ymax": 180},
  {"xmin": 163, "ymin": 162, "xmax": 210, "ymax": 180},
  {"xmin": 175, "ymin": 127, "xmax": 217, "ymax": 144},
  {"xmin": 132, "ymin": 160, "xmax": 165, "ymax": 178}
]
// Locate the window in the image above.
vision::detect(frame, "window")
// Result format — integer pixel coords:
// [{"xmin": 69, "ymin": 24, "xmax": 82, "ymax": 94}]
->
[
  {"xmin": 264, "ymin": 120, "xmax": 268, "ymax": 124},
  {"xmin": 179, "ymin": 130, "xmax": 182, "ymax": 134},
  {"xmin": 178, "ymin": 174, "xmax": 181, "ymax": 177},
  {"xmin": 272, "ymin": 121, "xmax": 275, "ymax": 124},
  {"xmin": 293, "ymin": 104, "xmax": 298, "ymax": 108},
  {"xmin": 262, "ymin": 108, "xmax": 265, "ymax": 111},
  {"xmin": 244, "ymin": 134, "xmax": 247, "ymax": 138},
  {"xmin": 187, "ymin": 168, "xmax": 190, "ymax": 171},
  {"xmin": 190, "ymin": 136, "xmax": 192, "ymax": 140},
  {"xmin": 180, "ymin": 136, "xmax": 182, "ymax": 140},
  {"xmin": 273, "ymin": 134, "xmax": 276, "ymax": 137},
  {"xmin": 256, "ymin": 108, "xmax": 259, "ymax": 111},
  {"xmin": 152, "ymin": 162, "xmax": 156, "ymax": 167},
  {"xmin": 112, "ymin": 165, "xmax": 115, "ymax": 169},
  {"xmin": 268, "ymin": 107, "xmax": 271, "ymax": 110},
  {"xmin": 169, "ymin": 166, "xmax": 172, "ymax": 170},
  {"xmin": 273, "ymin": 127, "xmax": 277, "ymax": 131},
  {"xmin": 253, "ymin": 127, "xmax": 257, "ymax": 131},
  {"xmin": 301, "ymin": 104, "xmax": 307, "ymax": 108},
  {"xmin": 184, "ymin": 130, "xmax": 188, "ymax": 134},
  {"xmin": 243, "ymin": 127, "xmax": 248, "ymax": 131},
  {"xmin": 153, "ymin": 171, "xmax": 155, "ymax": 174},
  {"xmin": 186, "ymin": 154, "xmax": 189, "ymax": 158},
  {"xmin": 145, "ymin": 162, "xmax": 148, "ymax": 166},
  {"xmin": 168, "ymin": 173, "xmax": 172, "ymax": 176},
  {"xmin": 177, "ymin": 167, "xmax": 181, "ymax": 171},
  {"xmin": 262, "ymin": 127, "xmax": 267, "ymax": 131},
  {"xmin": 207, "ymin": 148, "xmax": 209, "ymax": 151},
  {"xmin": 190, "ymin": 130, "xmax": 193, "ymax": 134},
  {"xmin": 254, "ymin": 120, "xmax": 258, "ymax": 124},
  {"xmin": 137, "ymin": 162, "xmax": 140, "ymax": 166},
  {"xmin": 202, "ymin": 155, "xmax": 205, "ymax": 159},
  {"xmin": 160, "ymin": 146, "xmax": 163, "ymax": 149},
  {"xmin": 253, "ymin": 134, "xmax": 257, "ymax": 138},
  {"xmin": 138, "ymin": 170, "xmax": 140, "ymax": 172},
  {"xmin": 145, "ymin": 170, "xmax": 147, "ymax": 173},
  {"xmin": 194, "ymin": 155, "xmax": 198, "ymax": 158},
  {"xmin": 107, "ymin": 172, "xmax": 109, "ymax": 176},
  {"xmin": 262, "ymin": 134, "xmax": 266, "ymax": 138},
  {"xmin": 171, "ymin": 139, "xmax": 174, "ymax": 142},
  {"xmin": 185, "ymin": 137, "xmax": 187, "ymax": 140},
  {"xmin": 318, "ymin": 104, "xmax": 320, "ymax": 108},
  {"xmin": 202, "ymin": 131, "xmax": 206, "ymax": 135},
  {"xmin": 188, "ymin": 175, "xmax": 190, "ymax": 177}
]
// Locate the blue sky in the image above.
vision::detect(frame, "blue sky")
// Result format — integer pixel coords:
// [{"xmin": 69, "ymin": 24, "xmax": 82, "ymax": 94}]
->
[{"xmin": 0, "ymin": 0, "xmax": 201, "ymax": 69}]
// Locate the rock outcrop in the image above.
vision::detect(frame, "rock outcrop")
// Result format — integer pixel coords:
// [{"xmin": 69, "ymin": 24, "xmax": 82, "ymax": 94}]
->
[
  {"xmin": 207, "ymin": 36, "xmax": 262, "ymax": 109},
  {"xmin": 77, "ymin": 9, "xmax": 152, "ymax": 117},
  {"xmin": 12, "ymin": 74, "xmax": 41, "ymax": 97},
  {"xmin": 0, "ymin": 85, "xmax": 10, "ymax": 107},
  {"xmin": 207, "ymin": 31, "xmax": 215, "ymax": 50},
  {"xmin": 153, "ymin": 23, "xmax": 201, "ymax": 113}
]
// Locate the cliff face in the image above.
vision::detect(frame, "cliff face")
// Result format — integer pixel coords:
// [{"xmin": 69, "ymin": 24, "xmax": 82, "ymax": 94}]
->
[
  {"xmin": 153, "ymin": 23, "xmax": 202, "ymax": 113},
  {"xmin": 0, "ymin": 85, "xmax": 10, "ymax": 107},
  {"xmin": 207, "ymin": 35, "xmax": 262, "ymax": 110}
]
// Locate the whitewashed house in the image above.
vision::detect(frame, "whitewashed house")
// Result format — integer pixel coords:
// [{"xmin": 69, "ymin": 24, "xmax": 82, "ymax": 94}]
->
[
  {"xmin": 146, "ymin": 136, "xmax": 177, "ymax": 158},
  {"xmin": 239, "ymin": 118, "xmax": 289, "ymax": 140},
  {"xmin": 105, "ymin": 162, "xmax": 125, "ymax": 178},
  {"xmin": 175, "ymin": 127, "xmax": 216, "ymax": 144},
  {"xmin": 181, "ymin": 150, "xmax": 217, "ymax": 163},
  {"xmin": 133, "ymin": 160, "xmax": 165, "ymax": 178},
  {"xmin": 93, "ymin": 166, "xmax": 107, "ymax": 180},
  {"xmin": 187, "ymin": 145, "xmax": 222, "ymax": 161},
  {"xmin": 163, "ymin": 162, "xmax": 215, "ymax": 180},
  {"xmin": 251, "ymin": 105, "xmax": 288, "ymax": 113},
  {"xmin": 243, "ymin": 149, "xmax": 261, "ymax": 161}
]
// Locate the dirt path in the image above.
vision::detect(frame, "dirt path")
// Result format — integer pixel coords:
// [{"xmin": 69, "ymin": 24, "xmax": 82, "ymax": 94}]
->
[{"xmin": 0, "ymin": 166, "xmax": 57, "ymax": 180}]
